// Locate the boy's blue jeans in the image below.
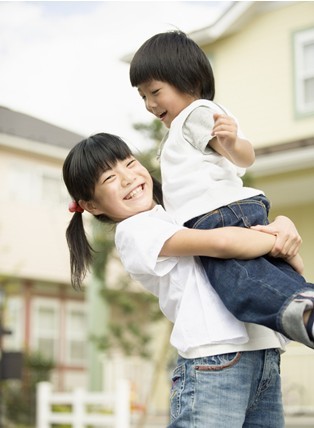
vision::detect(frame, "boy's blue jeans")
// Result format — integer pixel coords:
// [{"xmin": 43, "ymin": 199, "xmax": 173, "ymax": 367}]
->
[
  {"xmin": 168, "ymin": 349, "xmax": 284, "ymax": 428},
  {"xmin": 185, "ymin": 195, "xmax": 314, "ymax": 347}
]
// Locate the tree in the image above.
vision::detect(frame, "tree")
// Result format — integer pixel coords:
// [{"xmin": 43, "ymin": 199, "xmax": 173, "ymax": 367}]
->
[{"xmin": 3, "ymin": 352, "xmax": 54, "ymax": 426}]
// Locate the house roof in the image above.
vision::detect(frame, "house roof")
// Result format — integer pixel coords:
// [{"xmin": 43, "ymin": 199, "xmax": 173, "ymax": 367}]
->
[
  {"xmin": 0, "ymin": 105, "xmax": 84, "ymax": 150},
  {"xmin": 189, "ymin": 1, "xmax": 295, "ymax": 45},
  {"xmin": 122, "ymin": 1, "xmax": 294, "ymax": 63}
]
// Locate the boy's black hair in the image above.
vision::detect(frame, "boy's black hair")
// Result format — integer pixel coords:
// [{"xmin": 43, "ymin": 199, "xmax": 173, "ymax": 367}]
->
[
  {"xmin": 63, "ymin": 132, "xmax": 162, "ymax": 289},
  {"xmin": 130, "ymin": 30, "xmax": 215, "ymax": 100}
]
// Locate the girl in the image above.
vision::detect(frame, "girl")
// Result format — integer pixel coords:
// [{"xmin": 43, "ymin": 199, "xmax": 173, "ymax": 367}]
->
[
  {"xmin": 129, "ymin": 30, "xmax": 314, "ymax": 347},
  {"xmin": 64, "ymin": 133, "xmax": 311, "ymax": 427}
]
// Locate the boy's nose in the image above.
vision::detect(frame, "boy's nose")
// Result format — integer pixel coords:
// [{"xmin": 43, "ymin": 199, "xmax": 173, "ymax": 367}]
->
[{"xmin": 145, "ymin": 97, "xmax": 156, "ymax": 112}]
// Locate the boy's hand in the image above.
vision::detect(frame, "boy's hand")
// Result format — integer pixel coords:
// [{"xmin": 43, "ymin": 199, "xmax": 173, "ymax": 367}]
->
[
  {"xmin": 210, "ymin": 113, "xmax": 255, "ymax": 167},
  {"xmin": 251, "ymin": 215, "xmax": 302, "ymax": 258},
  {"xmin": 212, "ymin": 113, "xmax": 237, "ymax": 150}
]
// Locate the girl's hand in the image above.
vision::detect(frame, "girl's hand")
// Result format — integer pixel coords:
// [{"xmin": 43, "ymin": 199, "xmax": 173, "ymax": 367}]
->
[
  {"xmin": 285, "ymin": 254, "xmax": 304, "ymax": 275},
  {"xmin": 251, "ymin": 215, "xmax": 302, "ymax": 258}
]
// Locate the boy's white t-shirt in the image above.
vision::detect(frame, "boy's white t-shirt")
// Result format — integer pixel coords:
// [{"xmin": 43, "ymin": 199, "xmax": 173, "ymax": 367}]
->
[
  {"xmin": 115, "ymin": 205, "xmax": 286, "ymax": 357},
  {"xmin": 160, "ymin": 99, "xmax": 263, "ymax": 225}
]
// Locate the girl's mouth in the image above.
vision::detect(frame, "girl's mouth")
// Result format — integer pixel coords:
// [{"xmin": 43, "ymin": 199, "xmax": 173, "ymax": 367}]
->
[{"xmin": 125, "ymin": 185, "xmax": 143, "ymax": 200}]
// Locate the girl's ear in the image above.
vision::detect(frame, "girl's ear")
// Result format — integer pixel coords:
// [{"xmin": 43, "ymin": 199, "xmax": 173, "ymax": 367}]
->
[{"xmin": 79, "ymin": 200, "xmax": 103, "ymax": 215}]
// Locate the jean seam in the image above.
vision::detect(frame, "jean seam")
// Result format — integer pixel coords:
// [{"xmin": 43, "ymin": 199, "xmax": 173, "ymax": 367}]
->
[{"xmin": 194, "ymin": 352, "xmax": 241, "ymax": 372}]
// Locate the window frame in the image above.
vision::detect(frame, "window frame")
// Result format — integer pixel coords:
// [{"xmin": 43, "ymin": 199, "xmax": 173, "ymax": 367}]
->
[
  {"xmin": 31, "ymin": 298, "xmax": 60, "ymax": 362},
  {"xmin": 64, "ymin": 301, "xmax": 87, "ymax": 366},
  {"xmin": 294, "ymin": 27, "xmax": 314, "ymax": 116}
]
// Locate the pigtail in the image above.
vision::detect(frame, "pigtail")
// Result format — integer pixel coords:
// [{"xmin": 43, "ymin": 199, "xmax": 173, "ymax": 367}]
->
[
  {"xmin": 152, "ymin": 176, "xmax": 163, "ymax": 207},
  {"xmin": 66, "ymin": 212, "xmax": 94, "ymax": 290}
]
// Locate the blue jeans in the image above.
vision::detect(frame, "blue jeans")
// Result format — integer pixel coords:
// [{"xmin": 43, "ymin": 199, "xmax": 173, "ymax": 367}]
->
[
  {"xmin": 168, "ymin": 349, "xmax": 284, "ymax": 428},
  {"xmin": 185, "ymin": 195, "xmax": 314, "ymax": 344}
]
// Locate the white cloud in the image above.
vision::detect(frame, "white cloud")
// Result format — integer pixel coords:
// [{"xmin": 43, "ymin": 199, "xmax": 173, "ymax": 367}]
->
[{"xmin": 0, "ymin": 1, "xmax": 229, "ymax": 149}]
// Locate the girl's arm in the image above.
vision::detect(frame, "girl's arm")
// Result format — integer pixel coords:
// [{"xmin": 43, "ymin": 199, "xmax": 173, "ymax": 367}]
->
[
  {"xmin": 160, "ymin": 226, "xmax": 304, "ymax": 274},
  {"xmin": 251, "ymin": 215, "xmax": 302, "ymax": 258},
  {"xmin": 160, "ymin": 226, "xmax": 275, "ymax": 259}
]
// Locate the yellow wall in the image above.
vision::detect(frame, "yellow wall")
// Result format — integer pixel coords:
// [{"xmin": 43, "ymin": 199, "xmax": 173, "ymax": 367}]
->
[
  {"xmin": 0, "ymin": 146, "xmax": 71, "ymax": 283},
  {"xmin": 270, "ymin": 201, "xmax": 314, "ymax": 282},
  {"xmin": 205, "ymin": 2, "xmax": 314, "ymax": 147}
]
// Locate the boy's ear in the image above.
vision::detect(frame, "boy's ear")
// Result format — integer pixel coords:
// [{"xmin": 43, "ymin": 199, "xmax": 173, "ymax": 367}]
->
[{"xmin": 79, "ymin": 200, "xmax": 103, "ymax": 215}]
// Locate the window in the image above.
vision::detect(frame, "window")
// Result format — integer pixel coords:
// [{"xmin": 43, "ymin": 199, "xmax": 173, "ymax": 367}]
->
[
  {"xmin": 3, "ymin": 297, "xmax": 23, "ymax": 350},
  {"xmin": 6, "ymin": 162, "xmax": 68, "ymax": 206},
  {"xmin": 294, "ymin": 27, "xmax": 314, "ymax": 115},
  {"xmin": 32, "ymin": 299, "xmax": 59, "ymax": 362},
  {"xmin": 65, "ymin": 303, "xmax": 87, "ymax": 366}
]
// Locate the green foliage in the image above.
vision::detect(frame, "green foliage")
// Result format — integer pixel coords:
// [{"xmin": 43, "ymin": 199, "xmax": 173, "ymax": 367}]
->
[
  {"xmin": 242, "ymin": 172, "xmax": 254, "ymax": 187},
  {"xmin": 92, "ymin": 222, "xmax": 116, "ymax": 282},
  {"xmin": 92, "ymin": 285, "xmax": 162, "ymax": 358},
  {"xmin": 133, "ymin": 118, "xmax": 165, "ymax": 143},
  {"xmin": 3, "ymin": 351, "xmax": 54, "ymax": 426}
]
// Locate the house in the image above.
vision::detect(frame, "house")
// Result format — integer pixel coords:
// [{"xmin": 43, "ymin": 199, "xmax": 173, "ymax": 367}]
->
[
  {"xmin": 189, "ymin": 1, "xmax": 314, "ymax": 283},
  {"xmin": 0, "ymin": 105, "xmax": 88, "ymax": 391}
]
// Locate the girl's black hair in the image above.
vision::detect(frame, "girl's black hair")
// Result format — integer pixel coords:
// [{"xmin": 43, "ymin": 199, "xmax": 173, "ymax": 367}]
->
[
  {"xmin": 130, "ymin": 30, "xmax": 215, "ymax": 100},
  {"xmin": 63, "ymin": 132, "xmax": 162, "ymax": 290}
]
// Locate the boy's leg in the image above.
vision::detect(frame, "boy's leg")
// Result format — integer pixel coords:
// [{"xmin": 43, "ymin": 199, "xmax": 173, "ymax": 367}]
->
[
  {"xmin": 199, "ymin": 254, "xmax": 314, "ymax": 341},
  {"xmin": 168, "ymin": 350, "xmax": 284, "ymax": 428},
  {"xmin": 185, "ymin": 195, "xmax": 314, "ymax": 347},
  {"xmin": 282, "ymin": 292, "xmax": 314, "ymax": 347}
]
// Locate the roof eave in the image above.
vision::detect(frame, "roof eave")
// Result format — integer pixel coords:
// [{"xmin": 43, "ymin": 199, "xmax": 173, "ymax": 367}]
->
[{"xmin": 0, "ymin": 132, "xmax": 70, "ymax": 161}]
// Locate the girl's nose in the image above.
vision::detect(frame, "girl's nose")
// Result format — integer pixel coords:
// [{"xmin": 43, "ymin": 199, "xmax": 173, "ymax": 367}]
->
[{"xmin": 121, "ymin": 173, "xmax": 135, "ymax": 187}]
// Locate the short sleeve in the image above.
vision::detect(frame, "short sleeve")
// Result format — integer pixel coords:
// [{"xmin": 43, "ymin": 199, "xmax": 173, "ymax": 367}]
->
[
  {"xmin": 183, "ymin": 104, "xmax": 246, "ymax": 153},
  {"xmin": 115, "ymin": 209, "xmax": 184, "ymax": 277},
  {"xmin": 183, "ymin": 106, "xmax": 215, "ymax": 153}
]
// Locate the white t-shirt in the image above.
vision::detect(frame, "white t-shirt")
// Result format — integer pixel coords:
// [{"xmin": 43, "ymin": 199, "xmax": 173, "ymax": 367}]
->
[
  {"xmin": 115, "ymin": 205, "xmax": 286, "ymax": 357},
  {"xmin": 160, "ymin": 99, "xmax": 263, "ymax": 225}
]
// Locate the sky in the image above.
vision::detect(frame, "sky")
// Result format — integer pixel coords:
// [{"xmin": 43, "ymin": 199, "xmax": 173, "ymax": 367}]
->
[{"xmin": 0, "ymin": 0, "xmax": 230, "ymax": 149}]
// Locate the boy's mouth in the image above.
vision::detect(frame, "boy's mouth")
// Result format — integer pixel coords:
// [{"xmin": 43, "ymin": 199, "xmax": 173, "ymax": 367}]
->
[{"xmin": 159, "ymin": 111, "xmax": 167, "ymax": 120}]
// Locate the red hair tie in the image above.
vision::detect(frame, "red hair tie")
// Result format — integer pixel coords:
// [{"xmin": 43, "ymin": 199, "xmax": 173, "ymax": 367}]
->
[{"xmin": 68, "ymin": 201, "xmax": 84, "ymax": 213}]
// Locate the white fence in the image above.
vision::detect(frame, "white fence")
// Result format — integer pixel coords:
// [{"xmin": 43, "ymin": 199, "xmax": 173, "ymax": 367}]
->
[{"xmin": 36, "ymin": 380, "xmax": 130, "ymax": 428}]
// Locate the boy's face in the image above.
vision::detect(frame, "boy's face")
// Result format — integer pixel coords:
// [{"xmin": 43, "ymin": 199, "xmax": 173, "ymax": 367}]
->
[
  {"xmin": 81, "ymin": 157, "xmax": 155, "ymax": 222},
  {"xmin": 137, "ymin": 80, "xmax": 197, "ymax": 128}
]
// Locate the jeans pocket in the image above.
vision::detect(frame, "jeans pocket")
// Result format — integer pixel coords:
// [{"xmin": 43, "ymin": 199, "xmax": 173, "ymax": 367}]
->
[{"xmin": 170, "ymin": 363, "xmax": 185, "ymax": 420}]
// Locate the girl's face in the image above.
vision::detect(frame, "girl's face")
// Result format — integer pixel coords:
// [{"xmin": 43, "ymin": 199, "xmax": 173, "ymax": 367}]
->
[
  {"xmin": 82, "ymin": 156, "xmax": 155, "ymax": 222},
  {"xmin": 137, "ymin": 80, "xmax": 197, "ymax": 128}
]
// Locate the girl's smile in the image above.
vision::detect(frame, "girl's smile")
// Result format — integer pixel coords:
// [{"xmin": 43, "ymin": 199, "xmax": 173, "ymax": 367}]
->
[
  {"xmin": 124, "ymin": 184, "xmax": 144, "ymax": 200},
  {"xmin": 82, "ymin": 157, "xmax": 155, "ymax": 222}
]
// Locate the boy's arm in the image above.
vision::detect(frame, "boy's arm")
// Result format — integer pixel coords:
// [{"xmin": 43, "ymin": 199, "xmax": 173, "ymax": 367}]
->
[
  {"xmin": 209, "ymin": 113, "xmax": 255, "ymax": 167},
  {"xmin": 160, "ymin": 226, "xmax": 275, "ymax": 259}
]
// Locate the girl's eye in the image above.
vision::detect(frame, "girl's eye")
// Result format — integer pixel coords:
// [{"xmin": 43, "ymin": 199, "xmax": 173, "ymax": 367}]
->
[
  {"xmin": 127, "ymin": 159, "xmax": 136, "ymax": 167},
  {"xmin": 103, "ymin": 173, "xmax": 115, "ymax": 183}
]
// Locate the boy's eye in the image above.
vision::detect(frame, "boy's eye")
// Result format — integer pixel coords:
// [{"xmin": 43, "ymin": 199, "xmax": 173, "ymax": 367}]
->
[{"xmin": 152, "ymin": 89, "xmax": 159, "ymax": 95}]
